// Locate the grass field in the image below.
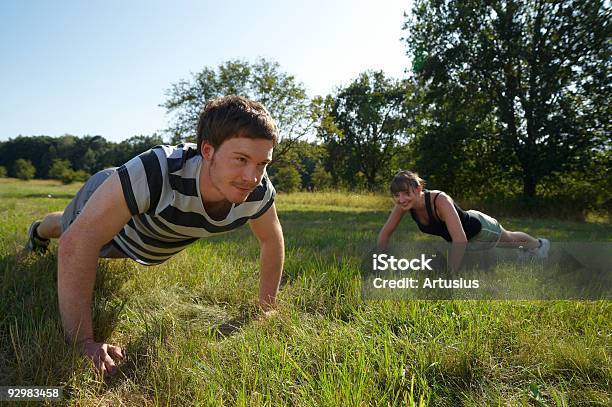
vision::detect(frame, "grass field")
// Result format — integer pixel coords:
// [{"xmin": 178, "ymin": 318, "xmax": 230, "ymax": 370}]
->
[{"xmin": 0, "ymin": 178, "xmax": 610, "ymax": 406}]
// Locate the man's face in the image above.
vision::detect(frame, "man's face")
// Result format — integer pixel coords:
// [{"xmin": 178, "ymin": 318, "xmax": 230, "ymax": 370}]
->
[{"xmin": 203, "ymin": 137, "xmax": 274, "ymax": 203}]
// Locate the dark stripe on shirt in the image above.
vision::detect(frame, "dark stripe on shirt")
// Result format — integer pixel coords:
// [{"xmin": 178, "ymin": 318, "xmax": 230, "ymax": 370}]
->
[
  {"xmin": 118, "ymin": 229, "xmax": 182, "ymax": 259},
  {"xmin": 139, "ymin": 149, "xmax": 163, "ymax": 214},
  {"xmin": 117, "ymin": 165, "xmax": 139, "ymax": 215},
  {"xmin": 148, "ymin": 215, "xmax": 192, "ymax": 238},
  {"xmin": 245, "ymin": 178, "xmax": 268, "ymax": 202},
  {"xmin": 136, "ymin": 214, "xmax": 186, "ymax": 241},
  {"xmin": 167, "ymin": 147, "xmax": 199, "ymax": 173},
  {"xmin": 169, "ymin": 174, "xmax": 198, "ymax": 196},
  {"xmin": 127, "ymin": 220, "xmax": 197, "ymax": 249},
  {"xmin": 113, "ymin": 235, "xmax": 166, "ymax": 265},
  {"xmin": 159, "ymin": 205, "xmax": 249, "ymax": 232}
]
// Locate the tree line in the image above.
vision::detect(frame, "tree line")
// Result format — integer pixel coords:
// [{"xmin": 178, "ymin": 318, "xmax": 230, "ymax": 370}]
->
[
  {"xmin": 1, "ymin": 0, "xmax": 609, "ymax": 214},
  {"xmin": 0, "ymin": 134, "xmax": 164, "ymax": 182}
]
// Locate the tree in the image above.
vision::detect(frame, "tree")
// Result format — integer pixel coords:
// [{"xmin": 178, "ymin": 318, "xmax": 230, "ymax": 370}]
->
[
  {"xmin": 47, "ymin": 158, "xmax": 89, "ymax": 184},
  {"xmin": 13, "ymin": 159, "xmax": 36, "ymax": 180},
  {"xmin": 267, "ymin": 140, "xmax": 328, "ymax": 190},
  {"xmin": 0, "ymin": 166, "xmax": 6, "ymax": 178},
  {"xmin": 0, "ymin": 136, "xmax": 54, "ymax": 178},
  {"xmin": 405, "ymin": 0, "xmax": 611, "ymax": 197},
  {"xmin": 318, "ymin": 71, "xmax": 410, "ymax": 190},
  {"xmin": 111, "ymin": 134, "xmax": 166, "ymax": 166},
  {"xmin": 0, "ymin": 134, "xmax": 166, "ymax": 181},
  {"xmin": 311, "ymin": 162, "xmax": 332, "ymax": 191},
  {"xmin": 59, "ymin": 169, "xmax": 89, "ymax": 184},
  {"xmin": 48, "ymin": 159, "xmax": 72, "ymax": 180},
  {"xmin": 162, "ymin": 58, "xmax": 316, "ymax": 160},
  {"xmin": 408, "ymin": 77, "xmax": 508, "ymax": 198},
  {"xmin": 272, "ymin": 165, "xmax": 301, "ymax": 193}
]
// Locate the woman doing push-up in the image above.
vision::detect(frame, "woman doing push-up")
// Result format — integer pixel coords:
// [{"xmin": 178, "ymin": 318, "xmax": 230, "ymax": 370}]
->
[{"xmin": 377, "ymin": 170, "xmax": 549, "ymax": 259}]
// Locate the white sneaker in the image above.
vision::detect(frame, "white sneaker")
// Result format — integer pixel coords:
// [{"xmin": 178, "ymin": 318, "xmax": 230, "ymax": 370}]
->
[
  {"xmin": 517, "ymin": 238, "xmax": 550, "ymax": 261},
  {"xmin": 534, "ymin": 238, "xmax": 550, "ymax": 259}
]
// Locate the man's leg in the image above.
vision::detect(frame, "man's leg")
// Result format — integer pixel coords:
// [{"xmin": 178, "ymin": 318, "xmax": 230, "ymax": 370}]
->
[
  {"xmin": 25, "ymin": 211, "xmax": 63, "ymax": 253},
  {"xmin": 26, "ymin": 217, "xmax": 52, "ymax": 253},
  {"xmin": 37, "ymin": 211, "xmax": 64, "ymax": 239},
  {"xmin": 26, "ymin": 167, "xmax": 120, "ymax": 255}
]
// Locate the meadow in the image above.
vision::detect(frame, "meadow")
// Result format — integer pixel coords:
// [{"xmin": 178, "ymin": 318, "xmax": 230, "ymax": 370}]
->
[{"xmin": 0, "ymin": 178, "xmax": 610, "ymax": 406}]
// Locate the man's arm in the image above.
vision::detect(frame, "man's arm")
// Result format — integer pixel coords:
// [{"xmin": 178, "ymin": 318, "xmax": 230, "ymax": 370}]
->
[
  {"xmin": 57, "ymin": 171, "xmax": 132, "ymax": 374},
  {"xmin": 248, "ymin": 203, "xmax": 284, "ymax": 312}
]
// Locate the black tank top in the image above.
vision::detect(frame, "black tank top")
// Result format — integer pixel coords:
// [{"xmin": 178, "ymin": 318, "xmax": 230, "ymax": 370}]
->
[{"xmin": 410, "ymin": 190, "xmax": 482, "ymax": 242}]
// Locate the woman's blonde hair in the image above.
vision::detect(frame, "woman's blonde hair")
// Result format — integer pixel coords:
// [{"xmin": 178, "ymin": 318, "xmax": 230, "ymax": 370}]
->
[{"xmin": 390, "ymin": 170, "xmax": 425, "ymax": 194}]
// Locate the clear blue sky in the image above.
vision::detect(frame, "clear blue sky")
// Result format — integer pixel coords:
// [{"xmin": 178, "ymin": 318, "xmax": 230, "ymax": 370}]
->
[{"xmin": 1, "ymin": 0, "xmax": 412, "ymax": 143}]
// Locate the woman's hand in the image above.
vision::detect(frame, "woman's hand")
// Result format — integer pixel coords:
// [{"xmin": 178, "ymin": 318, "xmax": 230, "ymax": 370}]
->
[{"xmin": 377, "ymin": 205, "xmax": 407, "ymax": 251}]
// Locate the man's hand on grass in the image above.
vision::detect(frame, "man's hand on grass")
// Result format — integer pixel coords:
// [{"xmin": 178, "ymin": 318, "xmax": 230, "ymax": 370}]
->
[
  {"xmin": 262, "ymin": 309, "xmax": 278, "ymax": 320},
  {"xmin": 80, "ymin": 339, "xmax": 124, "ymax": 376}
]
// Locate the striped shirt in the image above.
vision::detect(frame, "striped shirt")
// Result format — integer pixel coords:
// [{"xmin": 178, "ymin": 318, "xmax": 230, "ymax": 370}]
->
[{"xmin": 113, "ymin": 143, "xmax": 275, "ymax": 265}]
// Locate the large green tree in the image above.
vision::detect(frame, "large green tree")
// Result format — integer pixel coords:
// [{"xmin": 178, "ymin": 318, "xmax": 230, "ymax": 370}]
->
[
  {"xmin": 161, "ymin": 58, "xmax": 316, "ymax": 160},
  {"xmin": 318, "ymin": 71, "xmax": 410, "ymax": 190},
  {"xmin": 409, "ymin": 77, "xmax": 507, "ymax": 198},
  {"xmin": 405, "ymin": 0, "xmax": 611, "ymax": 196},
  {"xmin": 267, "ymin": 140, "xmax": 328, "ymax": 190}
]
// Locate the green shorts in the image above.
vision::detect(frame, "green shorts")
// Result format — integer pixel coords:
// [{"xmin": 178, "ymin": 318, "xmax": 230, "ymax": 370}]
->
[{"xmin": 467, "ymin": 210, "xmax": 502, "ymax": 249}]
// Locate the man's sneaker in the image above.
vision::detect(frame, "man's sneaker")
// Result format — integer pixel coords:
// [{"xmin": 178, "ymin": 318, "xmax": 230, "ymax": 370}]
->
[
  {"xmin": 26, "ymin": 220, "xmax": 50, "ymax": 254},
  {"xmin": 534, "ymin": 238, "xmax": 550, "ymax": 259}
]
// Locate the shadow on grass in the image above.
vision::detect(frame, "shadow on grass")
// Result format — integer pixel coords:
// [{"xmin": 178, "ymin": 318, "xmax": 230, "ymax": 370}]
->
[
  {"xmin": 0, "ymin": 250, "xmax": 72, "ymax": 386},
  {"xmin": 1, "ymin": 244, "xmax": 268, "ymax": 392},
  {"xmin": 211, "ymin": 313, "xmax": 253, "ymax": 338},
  {"xmin": 103, "ymin": 306, "xmax": 255, "ymax": 391},
  {"xmin": 0, "ymin": 250, "xmax": 133, "ymax": 388}
]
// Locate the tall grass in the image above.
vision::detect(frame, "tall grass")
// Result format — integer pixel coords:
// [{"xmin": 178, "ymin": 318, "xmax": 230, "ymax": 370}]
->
[{"xmin": 0, "ymin": 179, "xmax": 610, "ymax": 406}]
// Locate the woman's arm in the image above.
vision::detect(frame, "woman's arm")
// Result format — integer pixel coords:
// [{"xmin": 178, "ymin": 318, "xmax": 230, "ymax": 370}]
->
[
  {"xmin": 433, "ymin": 192, "xmax": 467, "ymax": 243},
  {"xmin": 377, "ymin": 204, "xmax": 407, "ymax": 251},
  {"xmin": 433, "ymin": 192, "xmax": 467, "ymax": 272}
]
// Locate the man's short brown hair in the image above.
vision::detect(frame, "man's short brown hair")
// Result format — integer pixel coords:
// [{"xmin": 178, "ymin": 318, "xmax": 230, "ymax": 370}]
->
[{"xmin": 196, "ymin": 95, "xmax": 278, "ymax": 153}]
